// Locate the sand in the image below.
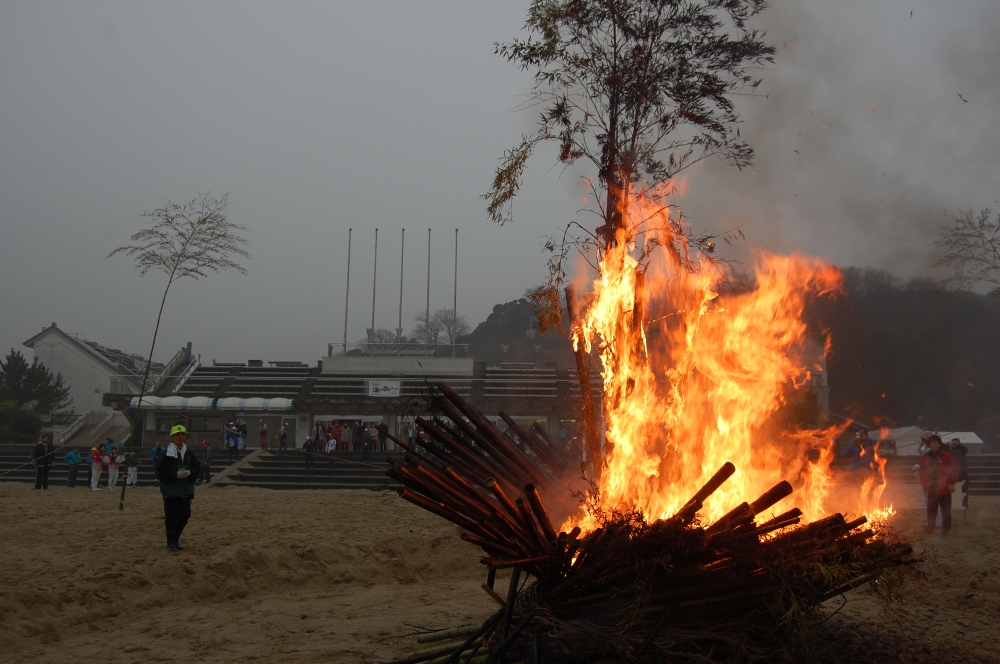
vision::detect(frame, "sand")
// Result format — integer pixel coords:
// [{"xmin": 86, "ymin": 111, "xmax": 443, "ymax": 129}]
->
[{"xmin": 0, "ymin": 482, "xmax": 997, "ymax": 663}]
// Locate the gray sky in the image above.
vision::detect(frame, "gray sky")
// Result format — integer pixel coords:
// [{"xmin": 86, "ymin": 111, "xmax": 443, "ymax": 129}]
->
[{"xmin": 2, "ymin": 1, "xmax": 997, "ymax": 367}]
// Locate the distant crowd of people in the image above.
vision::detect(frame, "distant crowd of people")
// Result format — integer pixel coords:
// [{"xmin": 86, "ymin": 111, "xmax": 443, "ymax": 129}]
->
[
  {"xmin": 30, "ymin": 434, "xmax": 139, "ymax": 491},
  {"xmin": 301, "ymin": 419, "xmax": 390, "ymax": 467},
  {"xmin": 842, "ymin": 428, "xmax": 969, "ymax": 537}
]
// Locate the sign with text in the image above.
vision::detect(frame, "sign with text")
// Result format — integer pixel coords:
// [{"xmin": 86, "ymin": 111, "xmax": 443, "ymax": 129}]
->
[{"xmin": 367, "ymin": 379, "xmax": 401, "ymax": 398}]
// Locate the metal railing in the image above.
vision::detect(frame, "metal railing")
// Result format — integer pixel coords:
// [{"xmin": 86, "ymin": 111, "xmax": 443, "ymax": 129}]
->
[
  {"xmin": 85, "ymin": 411, "xmax": 130, "ymax": 449},
  {"xmin": 170, "ymin": 358, "xmax": 201, "ymax": 394},
  {"xmin": 109, "ymin": 375, "xmax": 154, "ymax": 394},
  {"xmin": 326, "ymin": 342, "xmax": 471, "ymax": 358},
  {"xmin": 58, "ymin": 409, "xmax": 109, "ymax": 445},
  {"xmin": 151, "ymin": 348, "xmax": 189, "ymax": 394},
  {"xmin": 107, "ymin": 347, "xmax": 191, "ymax": 395}
]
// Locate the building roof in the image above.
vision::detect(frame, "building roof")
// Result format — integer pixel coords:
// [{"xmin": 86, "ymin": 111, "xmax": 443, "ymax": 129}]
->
[{"xmin": 23, "ymin": 323, "xmax": 164, "ymax": 382}]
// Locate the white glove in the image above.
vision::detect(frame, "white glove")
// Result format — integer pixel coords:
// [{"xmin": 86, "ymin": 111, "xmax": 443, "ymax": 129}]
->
[{"xmin": 177, "ymin": 469, "xmax": 191, "ymax": 479}]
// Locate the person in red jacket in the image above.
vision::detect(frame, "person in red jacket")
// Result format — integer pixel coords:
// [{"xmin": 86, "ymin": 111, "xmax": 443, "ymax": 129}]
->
[{"xmin": 919, "ymin": 435, "xmax": 959, "ymax": 535}]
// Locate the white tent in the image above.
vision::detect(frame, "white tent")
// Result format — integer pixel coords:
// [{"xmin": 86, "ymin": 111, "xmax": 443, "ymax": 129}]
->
[
  {"xmin": 871, "ymin": 426, "xmax": 923, "ymax": 456},
  {"xmin": 938, "ymin": 431, "xmax": 986, "ymax": 454},
  {"xmin": 873, "ymin": 426, "xmax": 986, "ymax": 455}
]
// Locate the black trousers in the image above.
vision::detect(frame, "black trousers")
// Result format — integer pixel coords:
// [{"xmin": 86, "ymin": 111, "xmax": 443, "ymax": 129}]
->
[
  {"xmin": 67, "ymin": 465, "xmax": 79, "ymax": 488},
  {"xmin": 163, "ymin": 497, "xmax": 192, "ymax": 543},
  {"xmin": 927, "ymin": 492, "xmax": 952, "ymax": 533},
  {"xmin": 34, "ymin": 466, "xmax": 50, "ymax": 489},
  {"xmin": 200, "ymin": 463, "xmax": 211, "ymax": 483},
  {"xmin": 304, "ymin": 454, "xmax": 315, "ymax": 469}
]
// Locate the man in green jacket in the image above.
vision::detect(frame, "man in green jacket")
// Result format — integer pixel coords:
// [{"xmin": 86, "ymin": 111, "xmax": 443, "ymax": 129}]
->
[{"xmin": 154, "ymin": 425, "xmax": 201, "ymax": 552}]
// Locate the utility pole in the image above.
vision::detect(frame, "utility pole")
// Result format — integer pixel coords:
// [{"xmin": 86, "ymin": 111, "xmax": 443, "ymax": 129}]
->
[
  {"xmin": 453, "ymin": 228, "xmax": 458, "ymax": 357},
  {"xmin": 370, "ymin": 228, "xmax": 378, "ymax": 352},
  {"xmin": 425, "ymin": 228, "xmax": 431, "ymax": 355},
  {"xmin": 398, "ymin": 228, "xmax": 405, "ymax": 349},
  {"xmin": 342, "ymin": 228, "xmax": 351, "ymax": 355}
]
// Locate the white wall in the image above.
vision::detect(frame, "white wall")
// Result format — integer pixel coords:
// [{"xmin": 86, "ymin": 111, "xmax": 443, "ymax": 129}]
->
[{"xmin": 29, "ymin": 330, "xmax": 113, "ymax": 413}]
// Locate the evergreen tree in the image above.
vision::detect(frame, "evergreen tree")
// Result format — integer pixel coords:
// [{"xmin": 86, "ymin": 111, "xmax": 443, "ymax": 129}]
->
[{"xmin": 0, "ymin": 349, "xmax": 74, "ymax": 442}]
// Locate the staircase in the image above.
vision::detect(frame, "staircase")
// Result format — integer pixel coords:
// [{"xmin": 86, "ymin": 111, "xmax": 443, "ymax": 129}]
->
[
  {"xmin": 967, "ymin": 456, "xmax": 1000, "ymax": 496},
  {"xmin": 213, "ymin": 450, "xmax": 403, "ymax": 490},
  {"xmin": 155, "ymin": 358, "xmax": 199, "ymax": 395}
]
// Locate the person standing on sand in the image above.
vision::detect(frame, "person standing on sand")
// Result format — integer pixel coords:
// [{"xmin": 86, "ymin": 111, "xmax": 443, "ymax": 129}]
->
[
  {"xmin": 226, "ymin": 425, "xmax": 240, "ymax": 461},
  {"xmin": 107, "ymin": 445, "xmax": 120, "ymax": 490},
  {"xmin": 352, "ymin": 421, "xmax": 362, "ymax": 452},
  {"xmin": 920, "ymin": 435, "xmax": 959, "ymax": 535},
  {"xmin": 278, "ymin": 422, "xmax": 289, "ymax": 455},
  {"xmin": 360, "ymin": 427, "xmax": 373, "ymax": 463},
  {"xmin": 149, "ymin": 441, "xmax": 165, "ymax": 461},
  {"xmin": 340, "ymin": 422, "xmax": 352, "ymax": 452},
  {"xmin": 303, "ymin": 436, "xmax": 316, "ymax": 470},
  {"xmin": 64, "ymin": 446, "xmax": 82, "ymax": 488},
  {"xmin": 949, "ymin": 438, "xmax": 969, "ymax": 483},
  {"xmin": 154, "ymin": 424, "xmax": 201, "ymax": 552},
  {"xmin": 197, "ymin": 439, "xmax": 212, "ymax": 485},
  {"xmin": 30, "ymin": 433, "xmax": 55, "ymax": 490},
  {"xmin": 90, "ymin": 443, "xmax": 107, "ymax": 490},
  {"xmin": 331, "ymin": 421, "xmax": 343, "ymax": 451},
  {"xmin": 377, "ymin": 421, "xmax": 387, "ymax": 452},
  {"xmin": 126, "ymin": 449, "xmax": 139, "ymax": 487}
]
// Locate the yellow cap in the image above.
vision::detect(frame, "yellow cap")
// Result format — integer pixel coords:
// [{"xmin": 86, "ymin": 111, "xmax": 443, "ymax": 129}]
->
[{"xmin": 170, "ymin": 424, "xmax": 187, "ymax": 437}]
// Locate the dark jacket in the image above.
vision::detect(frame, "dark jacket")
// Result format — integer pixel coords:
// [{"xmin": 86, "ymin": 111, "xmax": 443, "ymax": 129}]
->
[
  {"xmin": 155, "ymin": 446, "xmax": 201, "ymax": 500},
  {"xmin": 31, "ymin": 442, "xmax": 54, "ymax": 467},
  {"xmin": 950, "ymin": 443, "xmax": 969, "ymax": 481},
  {"xmin": 202, "ymin": 446, "xmax": 213, "ymax": 463},
  {"xmin": 919, "ymin": 449, "xmax": 959, "ymax": 496}
]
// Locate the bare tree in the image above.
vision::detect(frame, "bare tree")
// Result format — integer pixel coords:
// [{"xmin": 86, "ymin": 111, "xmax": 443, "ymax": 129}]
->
[
  {"xmin": 411, "ymin": 310, "xmax": 443, "ymax": 344},
  {"xmin": 359, "ymin": 328, "xmax": 403, "ymax": 348},
  {"xmin": 434, "ymin": 308, "xmax": 470, "ymax": 344},
  {"xmin": 485, "ymin": 0, "xmax": 773, "ymax": 327},
  {"xmin": 934, "ymin": 207, "xmax": 1000, "ymax": 296},
  {"xmin": 108, "ymin": 192, "xmax": 249, "ymax": 510}
]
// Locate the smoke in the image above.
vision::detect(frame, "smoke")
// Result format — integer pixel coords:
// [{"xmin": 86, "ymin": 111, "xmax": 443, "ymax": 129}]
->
[{"xmin": 679, "ymin": 0, "xmax": 1000, "ymax": 281}]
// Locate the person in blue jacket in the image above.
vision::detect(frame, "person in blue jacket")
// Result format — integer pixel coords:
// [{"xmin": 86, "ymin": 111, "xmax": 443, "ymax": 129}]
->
[
  {"xmin": 63, "ymin": 446, "xmax": 83, "ymax": 488},
  {"xmin": 149, "ymin": 441, "xmax": 166, "ymax": 460},
  {"xmin": 844, "ymin": 438, "xmax": 862, "ymax": 472}
]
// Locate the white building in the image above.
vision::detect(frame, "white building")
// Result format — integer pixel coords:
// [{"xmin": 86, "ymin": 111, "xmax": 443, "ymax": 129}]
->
[{"xmin": 23, "ymin": 323, "xmax": 186, "ymax": 413}]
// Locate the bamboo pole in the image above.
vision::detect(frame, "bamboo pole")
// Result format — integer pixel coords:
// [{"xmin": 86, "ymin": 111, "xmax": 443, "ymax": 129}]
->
[{"xmin": 564, "ymin": 285, "xmax": 601, "ymax": 478}]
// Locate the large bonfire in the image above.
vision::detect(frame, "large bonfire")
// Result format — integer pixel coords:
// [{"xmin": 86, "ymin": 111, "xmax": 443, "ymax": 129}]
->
[
  {"xmin": 567, "ymin": 188, "xmax": 891, "ymax": 530},
  {"xmin": 383, "ymin": 188, "xmax": 911, "ymax": 664}
]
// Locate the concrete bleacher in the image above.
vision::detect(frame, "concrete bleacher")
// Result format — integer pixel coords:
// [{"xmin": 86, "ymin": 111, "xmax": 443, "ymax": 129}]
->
[
  {"xmin": 212, "ymin": 449, "xmax": 403, "ymax": 490},
  {"xmin": 0, "ymin": 444, "xmax": 237, "ymax": 487},
  {"xmin": 0, "ymin": 440, "xmax": 401, "ymax": 492}
]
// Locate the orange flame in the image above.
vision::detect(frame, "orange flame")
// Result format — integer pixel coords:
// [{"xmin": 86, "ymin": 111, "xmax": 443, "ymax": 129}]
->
[{"xmin": 566, "ymin": 187, "xmax": 887, "ymax": 531}]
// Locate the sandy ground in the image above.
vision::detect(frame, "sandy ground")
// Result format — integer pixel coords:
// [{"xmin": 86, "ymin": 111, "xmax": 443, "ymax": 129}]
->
[
  {"xmin": 0, "ymin": 481, "xmax": 997, "ymax": 663},
  {"xmin": 819, "ymin": 482, "xmax": 1000, "ymax": 664}
]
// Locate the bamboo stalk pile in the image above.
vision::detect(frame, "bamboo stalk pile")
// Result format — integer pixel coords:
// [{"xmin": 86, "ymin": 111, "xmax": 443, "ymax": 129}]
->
[{"xmin": 382, "ymin": 384, "xmax": 916, "ymax": 663}]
